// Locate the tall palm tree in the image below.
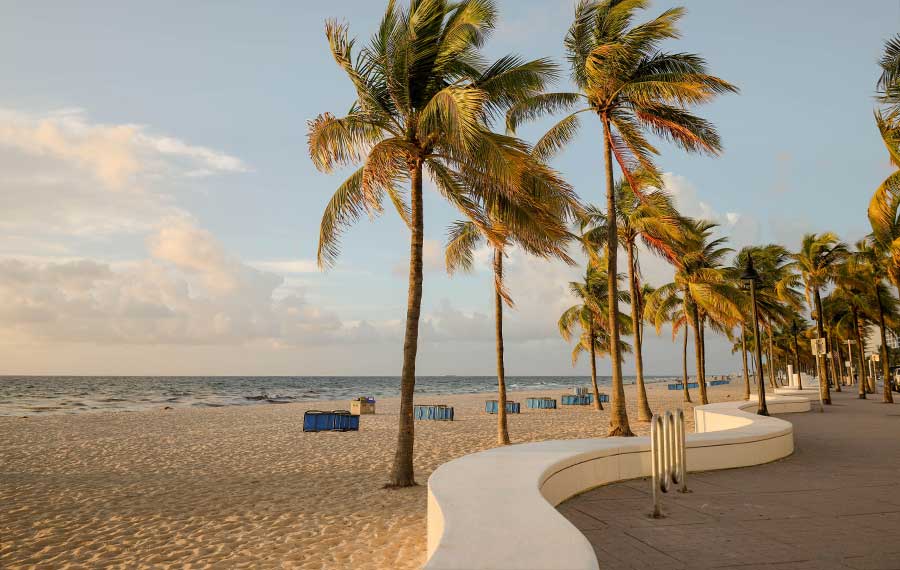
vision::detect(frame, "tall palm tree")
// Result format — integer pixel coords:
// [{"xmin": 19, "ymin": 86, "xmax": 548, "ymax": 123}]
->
[
  {"xmin": 877, "ymin": 34, "xmax": 900, "ymax": 117},
  {"xmin": 728, "ymin": 245, "xmax": 803, "ymax": 389},
  {"xmin": 581, "ymin": 177, "xmax": 681, "ymax": 421},
  {"xmin": 644, "ymin": 284, "xmax": 692, "ymax": 402},
  {"xmin": 869, "ymin": 112, "xmax": 900, "ymax": 297},
  {"xmin": 559, "ymin": 259, "xmax": 633, "ymax": 411},
  {"xmin": 850, "ymin": 239, "xmax": 898, "ymax": 403},
  {"xmin": 832, "ymin": 262, "xmax": 878, "ymax": 399},
  {"xmin": 445, "ymin": 183, "xmax": 577, "ymax": 444},
  {"xmin": 308, "ymin": 0, "xmax": 566, "ymax": 487},
  {"xmin": 789, "ymin": 233, "xmax": 849, "ymax": 405},
  {"xmin": 667, "ymin": 219, "xmax": 742, "ymax": 404},
  {"xmin": 508, "ymin": 0, "xmax": 736, "ymax": 436}
]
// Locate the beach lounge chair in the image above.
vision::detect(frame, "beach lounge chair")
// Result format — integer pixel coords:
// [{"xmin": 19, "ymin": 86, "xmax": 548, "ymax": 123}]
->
[
  {"xmin": 303, "ymin": 410, "xmax": 361, "ymax": 432},
  {"xmin": 485, "ymin": 400, "xmax": 521, "ymax": 414},
  {"xmin": 573, "ymin": 386, "xmax": 590, "ymax": 396},
  {"xmin": 526, "ymin": 397, "xmax": 557, "ymax": 409},
  {"xmin": 414, "ymin": 404, "xmax": 454, "ymax": 421}
]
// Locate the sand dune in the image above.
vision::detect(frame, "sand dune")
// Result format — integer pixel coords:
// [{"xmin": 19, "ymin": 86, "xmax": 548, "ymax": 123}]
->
[{"xmin": 0, "ymin": 381, "xmax": 747, "ymax": 569}]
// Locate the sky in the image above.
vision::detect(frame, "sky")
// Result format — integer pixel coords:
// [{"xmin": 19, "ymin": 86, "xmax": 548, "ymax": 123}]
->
[{"xmin": 0, "ymin": 0, "xmax": 897, "ymax": 376}]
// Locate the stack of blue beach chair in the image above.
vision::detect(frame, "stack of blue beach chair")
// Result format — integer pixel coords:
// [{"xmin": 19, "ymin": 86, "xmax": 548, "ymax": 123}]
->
[
  {"xmin": 561, "ymin": 394, "xmax": 592, "ymax": 405},
  {"xmin": 526, "ymin": 397, "xmax": 557, "ymax": 409},
  {"xmin": 302, "ymin": 410, "xmax": 360, "ymax": 432},
  {"xmin": 414, "ymin": 404, "xmax": 454, "ymax": 421},
  {"xmin": 484, "ymin": 400, "xmax": 521, "ymax": 414},
  {"xmin": 668, "ymin": 382, "xmax": 699, "ymax": 390}
]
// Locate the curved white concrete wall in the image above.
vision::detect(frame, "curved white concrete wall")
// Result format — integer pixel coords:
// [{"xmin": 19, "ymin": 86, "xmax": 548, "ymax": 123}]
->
[{"xmin": 425, "ymin": 395, "xmax": 811, "ymax": 570}]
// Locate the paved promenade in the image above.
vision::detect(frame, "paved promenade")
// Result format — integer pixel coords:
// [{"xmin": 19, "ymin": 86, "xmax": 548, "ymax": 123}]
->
[{"xmin": 559, "ymin": 391, "xmax": 900, "ymax": 570}]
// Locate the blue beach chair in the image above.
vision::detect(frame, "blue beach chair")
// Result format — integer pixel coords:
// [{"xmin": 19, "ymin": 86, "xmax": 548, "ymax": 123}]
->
[
  {"xmin": 303, "ymin": 410, "xmax": 360, "ymax": 432},
  {"xmin": 526, "ymin": 397, "xmax": 557, "ymax": 409},
  {"xmin": 485, "ymin": 400, "xmax": 521, "ymax": 414},
  {"xmin": 414, "ymin": 404, "xmax": 455, "ymax": 421},
  {"xmin": 561, "ymin": 394, "xmax": 593, "ymax": 406}
]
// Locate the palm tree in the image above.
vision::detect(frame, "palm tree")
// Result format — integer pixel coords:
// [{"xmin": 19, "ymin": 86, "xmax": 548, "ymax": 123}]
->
[
  {"xmin": 667, "ymin": 219, "xmax": 742, "ymax": 404},
  {"xmin": 445, "ymin": 182, "xmax": 577, "ymax": 444},
  {"xmin": 308, "ymin": 0, "xmax": 566, "ymax": 487},
  {"xmin": 832, "ymin": 262, "xmax": 878, "ymax": 399},
  {"xmin": 508, "ymin": 0, "xmax": 736, "ymax": 436},
  {"xmin": 850, "ymin": 239, "xmax": 898, "ymax": 403},
  {"xmin": 869, "ymin": 112, "xmax": 900, "ymax": 296},
  {"xmin": 789, "ymin": 233, "xmax": 849, "ymax": 405},
  {"xmin": 644, "ymin": 284, "xmax": 692, "ymax": 402},
  {"xmin": 560, "ymin": 258, "xmax": 632, "ymax": 410},
  {"xmin": 728, "ymin": 245, "xmax": 803, "ymax": 389},
  {"xmin": 877, "ymin": 34, "xmax": 900, "ymax": 117},
  {"xmin": 580, "ymin": 177, "xmax": 681, "ymax": 421}
]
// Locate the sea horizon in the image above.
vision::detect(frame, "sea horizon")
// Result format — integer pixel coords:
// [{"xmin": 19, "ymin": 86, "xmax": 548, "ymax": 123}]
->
[{"xmin": 0, "ymin": 373, "xmax": 737, "ymax": 417}]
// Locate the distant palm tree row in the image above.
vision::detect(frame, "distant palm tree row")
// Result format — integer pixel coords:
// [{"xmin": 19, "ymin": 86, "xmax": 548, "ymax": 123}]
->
[{"xmin": 309, "ymin": 0, "xmax": 899, "ymax": 488}]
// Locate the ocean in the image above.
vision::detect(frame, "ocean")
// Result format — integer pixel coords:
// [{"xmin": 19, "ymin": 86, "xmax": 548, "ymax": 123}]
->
[{"xmin": 0, "ymin": 375, "xmax": 680, "ymax": 416}]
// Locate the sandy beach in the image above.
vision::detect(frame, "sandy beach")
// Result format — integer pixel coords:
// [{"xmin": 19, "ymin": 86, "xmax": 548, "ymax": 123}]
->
[{"xmin": 1, "ymin": 380, "xmax": 747, "ymax": 570}]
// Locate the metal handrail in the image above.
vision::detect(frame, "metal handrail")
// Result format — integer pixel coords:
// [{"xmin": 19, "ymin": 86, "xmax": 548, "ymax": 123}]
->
[{"xmin": 650, "ymin": 408, "xmax": 687, "ymax": 518}]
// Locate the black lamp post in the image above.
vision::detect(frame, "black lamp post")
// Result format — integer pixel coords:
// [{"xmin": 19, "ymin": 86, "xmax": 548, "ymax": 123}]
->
[
  {"xmin": 791, "ymin": 320, "xmax": 802, "ymax": 390},
  {"xmin": 741, "ymin": 254, "xmax": 768, "ymax": 416}
]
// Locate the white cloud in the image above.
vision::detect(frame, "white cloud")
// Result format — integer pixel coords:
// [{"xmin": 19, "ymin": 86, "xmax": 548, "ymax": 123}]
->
[
  {"xmin": 0, "ymin": 108, "xmax": 249, "ymax": 244},
  {"xmin": 0, "ymin": 220, "xmax": 342, "ymax": 346},
  {"xmin": 0, "ymin": 108, "xmax": 247, "ymax": 189},
  {"xmin": 662, "ymin": 172, "xmax": 759, "ymax": 248},
  {"xmin": 250, "ymin": 259, "xmax": 319, "ymax": 274}
]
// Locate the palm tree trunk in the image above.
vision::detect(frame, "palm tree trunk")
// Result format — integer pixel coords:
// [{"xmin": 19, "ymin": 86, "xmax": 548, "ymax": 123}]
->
[
  {"xmin": 813, "ymin": 288, "xmax": 832, "ymax": 405},
  {"xmin": 388, "ymin": 159, "xmax": 424, "ymax": 488},
  {"xmin": 876, "ymin": 291, "xmax": 894, "ymax": 404},
  {"xmin": 602, "ymin": 117, "xmax": 632, "ymax": 437},
  {"xmin": 767, "ymin": 327, "xmax": 777, "ymax": 388},
  {"xmin": 698, "ymin": 313, "xmax": 709, "ymax": 404},
  {"xmin": 835, "ymin": 337, "xmax": 846, "ymax": 385},
  {"xmin": 493, "ymin": 249, "xmax": 510, "ymax": 444},
  {"xmin": 589, "ymin": 323, "xmax": 603, "ymax": 411},
  {"xmin": 682, "ymin": 325, "xmax": 692, "ymax": 403},
  {"xmin": 853, "ymin": 307, "xmax": 866, "ymax": 399},
  {"xmin": 626, "ymin": 240, "xmax": 652, "ymax": 421},
  {"xmin": 741, "ymin": 323, "xmax": 751, "ymax": 400},
  {"xmin": 690, "ymin": 303, "xmax": 708, "ymax": 405},
  {"xmin": 825, "ymin": 330, "xmax": 839, "ymax": 392}
]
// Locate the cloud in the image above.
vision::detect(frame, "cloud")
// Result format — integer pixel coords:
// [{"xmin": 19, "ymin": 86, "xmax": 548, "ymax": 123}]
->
[
  {"xmin": 0, "ymin": 220, "xmax": 342, "ymax": 346},
  {"xmin": 662, "ymin": 172, "xmax": 760, "ymax": 248},
  {"xmin": 0, "ymin": 108, "xmax": 249, "ymax": 245},
  {"xmin": 0, "ymin": 108, "xmax": 247, "ymax": 189},
  {"xmin": 250, "ymin": 259, "xmax": 319, "ymax": 274}
]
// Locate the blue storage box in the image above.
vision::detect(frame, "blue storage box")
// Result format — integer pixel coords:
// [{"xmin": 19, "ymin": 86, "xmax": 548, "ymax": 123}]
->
[
  {"xmin": 414, "ymin": 404, "xmax": 454, "ymax": 421},
  {"xmin": 708, "ymin": 380, "xmax": 731, "ymax": 386},
  {"xmin": 526, "ymin": 397, "xmax": 557, "ymax": 409},
  {"xmin": 303, "ymin": 410, "xmax": 360, "ymax": 432},
  {"xmin": 485, "ymin": 400, "xmax": 521, "ymax": 414},
  {"xmin": 598, "ymin": 393, "xmax": 609, "ymax": 403}
]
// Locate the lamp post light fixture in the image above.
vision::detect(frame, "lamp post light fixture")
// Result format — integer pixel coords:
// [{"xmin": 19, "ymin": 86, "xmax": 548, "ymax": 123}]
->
[
  {"xmin": 791, "ymin": 320, "xmax": 802, "ymax": 390},
  {"xmin": 741, "ymin": 254, "xmax": 768, "ymax": 416}
]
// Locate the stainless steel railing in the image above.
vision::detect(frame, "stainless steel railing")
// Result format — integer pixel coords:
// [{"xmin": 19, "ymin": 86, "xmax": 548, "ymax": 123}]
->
[{"xmin": 650, "ymin": 408, "xmax": 687, "ymax": 518}]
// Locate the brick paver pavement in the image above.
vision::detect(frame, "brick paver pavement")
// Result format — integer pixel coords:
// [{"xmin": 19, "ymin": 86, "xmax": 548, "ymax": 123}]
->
[{"xmin": 559, "ymin": 390, "xmax": 900, "ymax": 569}]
